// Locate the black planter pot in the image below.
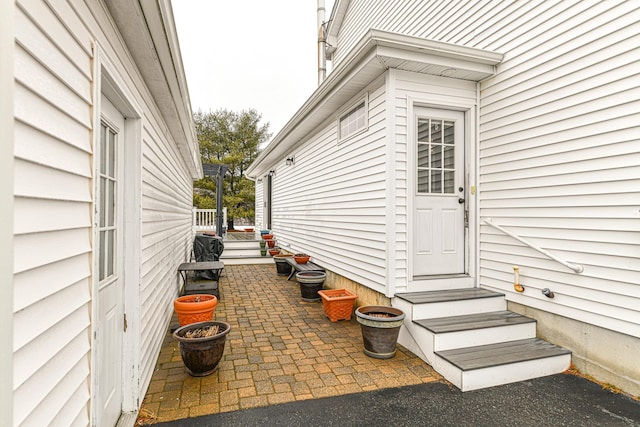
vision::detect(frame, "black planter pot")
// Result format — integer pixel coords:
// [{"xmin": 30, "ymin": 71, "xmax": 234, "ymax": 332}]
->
[
  {"xmin": 274, "ymin": 255, "xmax": 293, "ymax": 276},
  {"xmin": 173, "ymin": 321, "xmax": 231, "ymax": 376},
  {"xmin": 296, "ymin": 271, "xmax": 326, "ymax": 302},
  {"xmin": 355, "ymin": 306, "xmax": 405, "ymax": 359}
]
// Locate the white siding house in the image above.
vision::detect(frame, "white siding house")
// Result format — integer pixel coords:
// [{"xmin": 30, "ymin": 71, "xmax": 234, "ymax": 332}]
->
[
  {"xmin": 3, "ymin": 1, "xmax": 201, "ymax": 426},
  {"xmin": 247, "ymin": 0, "xmax": 639, "ymax": 395}
]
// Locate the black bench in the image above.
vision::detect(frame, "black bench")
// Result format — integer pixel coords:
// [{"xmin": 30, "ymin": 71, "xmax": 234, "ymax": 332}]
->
[{"xmin": 285, "ymin": 258, "xmax": 325, "ymax": 281}]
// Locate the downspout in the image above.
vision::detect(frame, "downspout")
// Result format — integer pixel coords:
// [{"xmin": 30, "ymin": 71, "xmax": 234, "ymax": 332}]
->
[{"xmin": 317, "ymin": 0, "xmax": 326, "ymax": 85}]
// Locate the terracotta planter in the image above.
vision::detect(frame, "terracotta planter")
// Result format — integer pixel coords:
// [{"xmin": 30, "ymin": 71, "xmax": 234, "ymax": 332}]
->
[
  {"xmin": 268, "ymin": 248, "xmax": 281, "ymax": 256},
  {"xmin": 266, "ymin": 239, "xmax": 277, "ymax": 248},
  {"xmin": 262, "ymin": 234, "xmax": 274, "ymax": 240},
  {"xmin": 293, "ymin": 254, "xmax": 310, "ymax": 264},
  {"xmin": 355, "ymin": 306, "xmax": 405, "ymax": 359},
  {"xmin": 244, "ymin": 228, "xmax": 254, "ymax": 232},
  {"xmin": 173, "ymin": 321, "xmax": 231, "ymax": 376},
  {"xmin": 318, "ymin": 289, "xmax": 358, "ymax": 322},
  {"xmin": 274, "ymin": 254, "xmax": 293, "ymax": 276},
  {"xmin": 296, "ymin": 271, "xmax": 326, "ymax": 302},
  {"xmin": 173, "ymin": 294, "xmax": 218, "ymax": 326}
]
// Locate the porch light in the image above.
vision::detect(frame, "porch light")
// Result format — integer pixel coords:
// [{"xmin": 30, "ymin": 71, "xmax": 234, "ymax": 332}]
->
[{"xmin": 286, "ymin": 156, "xmax": 295, "ymax": 166}]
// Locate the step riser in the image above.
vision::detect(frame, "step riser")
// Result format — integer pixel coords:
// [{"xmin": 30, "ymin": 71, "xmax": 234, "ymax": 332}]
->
[
  {"xmin": 223, "ymin": 242, "xmax": 262, "ymax": 250},
  {"xmin": 412, "ymin": 297, "xmax": 506, "ymax": 320},
  {"xmin": 223, "ymin": 249, "xmax": 264, "ymax": 257},
  {"xmin": 433, "ymin": 323, "xmax": 536, "ymax": 351},
  {"xmin": 437, "ymin": 354, "xmax": 571, "ymax": 392}
]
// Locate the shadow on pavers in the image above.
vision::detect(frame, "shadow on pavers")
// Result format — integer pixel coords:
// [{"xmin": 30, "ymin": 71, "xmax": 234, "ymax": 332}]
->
[{"xmin": 153, "ymin": 373, "xmax": 639, "ymax": 427}]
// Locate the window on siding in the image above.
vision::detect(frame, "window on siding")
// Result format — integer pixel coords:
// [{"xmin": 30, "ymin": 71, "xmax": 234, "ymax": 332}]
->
[{"xmin": 338, "ymin": 95, "xmax": 368, "ymax": 141}]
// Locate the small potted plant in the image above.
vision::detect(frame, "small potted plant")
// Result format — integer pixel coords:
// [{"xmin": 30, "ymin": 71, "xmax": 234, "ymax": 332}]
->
[
  {"xmin": 268, "ymin": 247, "xmax": 281, "ymax": 256},
  {"xmin": 173, "ymin": 320, "xmax": 231, "ymax": 376},
  {"xmin": 293, "ymin": 253, "xmax": 310, "ymax": 264},
  {"xmin": 273, "ymin": 253, "xmax": 294, "ymax": 276},
  {"xmin": 173, "ymin": 294, "xmax": 218, "ymax": 326}
]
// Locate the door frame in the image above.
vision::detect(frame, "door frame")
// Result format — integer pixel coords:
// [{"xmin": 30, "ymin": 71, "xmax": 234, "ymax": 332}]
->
[
  {"xmin": 91, "ymin": 52, "xmax": 142, "ymax": 425},
  {"xmin": 406, "ymin": 97, "xmax": 478, "ymax": 290}
]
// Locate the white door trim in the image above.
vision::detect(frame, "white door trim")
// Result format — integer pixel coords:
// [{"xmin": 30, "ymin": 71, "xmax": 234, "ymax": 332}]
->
[
  {"xmin": 91, "ymin": 46, "xmax": 142, "ymax": 425},
  {"xmin": 406, "ymin": 97, "xmax": 478, "ymax": 290}
]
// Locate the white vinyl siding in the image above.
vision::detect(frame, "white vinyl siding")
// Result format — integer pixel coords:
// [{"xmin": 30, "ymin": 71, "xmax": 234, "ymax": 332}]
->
[
  {"xmin": 330, "ymin": 0, "xmax": 640, "ymax": 336},
  {"xmin": 13, "ymin": 0, "xmax": 196, "ymax": 425},
  {"xmin": 270, "ymin": 78, "xmax": 388, "ymax": 292}
]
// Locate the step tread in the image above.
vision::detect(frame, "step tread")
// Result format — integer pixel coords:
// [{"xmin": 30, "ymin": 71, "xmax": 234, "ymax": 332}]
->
[
  {"xmin": 396, "ymin": 288, "xmax": 504, "ymax": 304},
  {"xmin": 436, "ymin": 338, "xmax": 571, "ymax": 371},
  {"xmin": 414, "ymin": 310, "xmax": 535, "ymax": 334}
]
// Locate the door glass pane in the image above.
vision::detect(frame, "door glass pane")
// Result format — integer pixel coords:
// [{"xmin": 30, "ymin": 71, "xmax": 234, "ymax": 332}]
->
[
  {"xmin": 431, "ymin": 120, "xmax": 442, "ymax": 145},
  {"xmin": 431, "ymin": 170, "xmax": 441, "ymax": 193},
  {"xmin": 417, "ymin": 170, "xmax": 429, "ymax": 193},
  {"xmin": 444, "ymin": 170, "xmax": 455, "ymax": 194},
  {"xmin": 444, "ymin": 145, "xmax": 454, "ymax": 169},
  {"xmin": 108, "ymin": 130, "xmax": 116, "ymax": 176},
  {"xmin": 443, "ymin": 121, "xmax": 454, "ymax": 144},
  {"xmin": 417, "ymin": 143, "xmax": 429, "ymax": 168},
  {"xmin": 108, "ymin": 180, "xmax": 115, "ymax": 227},
  {"xmin": 417, "ymin": 120, "xmax": 430, "ymax": 142},
  {"xmin": 431, "ymin": 145, "xmax": 442, "ymax": 169},
  {"xmin": 99, "ymin": 230, "xmax": 106, "ymax": 281},
  {"xmin": 100, "ymin": 125, "xmax": 107, "ymax": 174},
  {"xmin": 107, "ymin": 230, "xmax": 115, "ymax": 277}
]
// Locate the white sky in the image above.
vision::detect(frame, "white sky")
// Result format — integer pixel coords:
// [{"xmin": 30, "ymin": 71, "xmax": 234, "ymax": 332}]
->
[{"xmin": 172, "ymin": 1, "xmax": 335, "ymax": 140}]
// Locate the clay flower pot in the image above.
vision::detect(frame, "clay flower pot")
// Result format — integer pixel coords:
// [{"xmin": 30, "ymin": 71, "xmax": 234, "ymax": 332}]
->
[
  {"xmin": 173, "ymin": 294, "xmax": 218, "ymax": 326},
  {"xmin": 266, "ymin": 239, "xmax": 277, "ymax": 248},
  {"xmin": 173, "ymin": 321, "xmax": 231, "ymax": 376},
  {"xmin": 318, "ymin": 289, "xmax": 358, "ymax": 322},
  {"xmin": 293, "ymin": 253, "xmax": 310, "ymax": 264},
  {"xmin": 268, "ymin": 248, "xmax": 281, "ymax": 256},
  {"xmin": 355, "ymin": 306, "xmax": 405, "ymax": 359},
  {"xmin": 262, "ymin": 234, "xmax": 274, "ymax": 240},
  {"xmin": 244, "ymin": 228, "xmax": 254, "ymax": 232}
]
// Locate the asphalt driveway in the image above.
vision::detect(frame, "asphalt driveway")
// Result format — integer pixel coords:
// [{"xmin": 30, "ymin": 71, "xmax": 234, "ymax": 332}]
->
[{"xmin": 155, "ymin": 372, "xmax": 639, "ymax": 427}]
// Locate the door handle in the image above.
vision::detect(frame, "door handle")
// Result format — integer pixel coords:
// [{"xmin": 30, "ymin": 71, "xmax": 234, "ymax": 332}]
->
[{"xmin": 458, "ymin": 198, "xmax": 465, "ymax": 204}]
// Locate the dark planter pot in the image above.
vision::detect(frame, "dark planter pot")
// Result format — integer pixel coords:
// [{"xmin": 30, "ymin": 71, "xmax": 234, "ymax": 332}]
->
[
  {"xmin": 274, "ymin": 254, "xmax": 293, "ymax": 276},
  {"xmin": 296, "ymin": 271, "xmax": 326, "ymax": 302},
  {"xmin": 173, "ymin": 321, "xmax": 231, "ymax": 376},
  {"xmin": 355, "ymin": 306, "xmax": 405, "ymax": 359}
]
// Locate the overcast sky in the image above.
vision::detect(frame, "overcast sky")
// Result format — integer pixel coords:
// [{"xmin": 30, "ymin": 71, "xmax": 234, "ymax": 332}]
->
[{"xmin": 172, "ymin": 1, "xmax": 335, "ymax": 140}]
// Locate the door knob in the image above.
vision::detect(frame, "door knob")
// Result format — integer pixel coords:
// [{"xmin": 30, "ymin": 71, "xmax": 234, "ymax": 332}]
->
[{"xmin": 458, "ymin": 198, "xmax": 465, "ymax": 204}]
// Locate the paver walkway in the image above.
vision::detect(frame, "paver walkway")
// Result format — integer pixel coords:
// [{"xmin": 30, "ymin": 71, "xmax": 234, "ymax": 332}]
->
[{"xmin": 137, "ymin": 264, "xmax": 442, "ymax": 425}]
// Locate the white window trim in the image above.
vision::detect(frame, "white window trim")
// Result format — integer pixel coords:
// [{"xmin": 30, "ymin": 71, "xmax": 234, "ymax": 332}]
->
[{"xmin": 337, "ymin": 93, "xmax": 369, "ymax": 143}]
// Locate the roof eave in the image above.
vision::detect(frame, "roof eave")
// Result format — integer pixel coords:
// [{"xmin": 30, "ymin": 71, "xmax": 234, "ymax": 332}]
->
[{"xmin": 247, "ymin": 29, "xmax": 503, "ymax": 178}]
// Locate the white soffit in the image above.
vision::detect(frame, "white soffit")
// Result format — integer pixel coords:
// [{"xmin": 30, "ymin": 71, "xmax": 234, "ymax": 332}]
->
[{"xmin": 247, "ymin": 29, "xmax": 503, "ymax": 178}]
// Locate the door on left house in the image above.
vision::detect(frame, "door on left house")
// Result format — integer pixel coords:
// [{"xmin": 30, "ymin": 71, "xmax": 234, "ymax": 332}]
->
[{"xmin": 95, "ymin": 94, "xmax": 125, "ymax": 426}]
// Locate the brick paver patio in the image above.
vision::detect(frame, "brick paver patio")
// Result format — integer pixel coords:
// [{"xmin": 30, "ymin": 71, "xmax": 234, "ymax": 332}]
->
[{"xmin": 137, "ymin": 263, "xmax": 443, "ymax": 424}]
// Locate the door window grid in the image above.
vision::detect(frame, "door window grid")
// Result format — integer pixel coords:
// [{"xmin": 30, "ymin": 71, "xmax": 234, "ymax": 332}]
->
[
  {"xmin": 417, "ymin": 118, "xmax": 455, "ymax": 194},
  {"xmin": 99, "ymin": 122, "xmax": 117, "ymax": 282}
]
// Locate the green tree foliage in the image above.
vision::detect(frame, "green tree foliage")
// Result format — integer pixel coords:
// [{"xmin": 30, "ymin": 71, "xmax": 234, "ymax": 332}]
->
[{"xmin": 193, "ymin": 109, "xmax": 270, "ymax": 225}]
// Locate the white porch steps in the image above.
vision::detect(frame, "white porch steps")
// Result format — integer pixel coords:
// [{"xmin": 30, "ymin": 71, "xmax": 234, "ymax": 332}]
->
[
  {"xmin": 394, "ymin": 288, "xmax": 571, "ymax": 391},
  {"xmin": 220, "ymin": 239, "xmax": 274, "ymax": 265}
]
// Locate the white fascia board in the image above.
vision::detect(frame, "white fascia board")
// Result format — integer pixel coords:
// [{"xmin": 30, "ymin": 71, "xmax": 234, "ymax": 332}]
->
[{"xmin": 247, "ymin": 29, "xmax": 502, "ymax": 178}]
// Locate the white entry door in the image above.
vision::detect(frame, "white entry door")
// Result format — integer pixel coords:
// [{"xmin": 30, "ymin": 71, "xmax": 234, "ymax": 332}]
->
[
  {"xmin": 95, "ymin": 94, "xmax": 124, "ymax": 426},
  {"xmin": 413, "ymin": 107, "xmax": 466, "ymax": 276}
]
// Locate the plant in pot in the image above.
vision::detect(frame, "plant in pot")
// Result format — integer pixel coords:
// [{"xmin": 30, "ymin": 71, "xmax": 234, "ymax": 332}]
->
[
  {"xmin": 266, "ymin": 239, "xmax": 277, "ymax": 248},
  {"xmin": 260, "ymin": 248, "xmax": 267, "ymax": 256},
  {"xmin": 262, "ymin": 233, "xmax": 274, "ymax": 240},
  {"xmin": 173, "ymin": 294, "xmax": 218, "ymax": 326},
  {"xmin": 273, "ymin": 253, "xmax": 294, "ymax": 276},
  {"xmin": 173, "ymin": 320, "xmax": 231, "ymax": 376},
  {"xmin": 259, "ymin": 240, "xmax": 267, "ymax": 249},
  {"xmin": 296, "ymin": 271, "xmax": 326, "ymax": 302},
  {"xmin": 355, "ymin": 306, "xmax": 405, "ymax": 359},
  {"xmin": 317, "ymin": 289, "xmax": 358, "ymax": 322},
  {"xmin": 268, "ymin": 247, "xmax": 281, "ymax": 256},
  {"xmin": 293, "ymin": 253, "xmax": 310, "ymax": 264}
]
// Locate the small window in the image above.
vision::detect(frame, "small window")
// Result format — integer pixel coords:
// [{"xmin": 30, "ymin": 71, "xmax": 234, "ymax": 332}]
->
[{"xmin": 338, "ymin": 95, "xmax": 368, "ymax": 141}]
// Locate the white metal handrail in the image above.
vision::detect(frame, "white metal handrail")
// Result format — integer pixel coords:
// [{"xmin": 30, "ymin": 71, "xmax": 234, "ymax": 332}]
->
[{"xmin": 483, "ymin": 217, "xmax": 584, "ymax": 274}]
